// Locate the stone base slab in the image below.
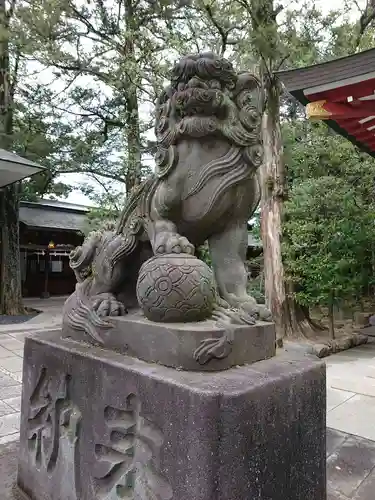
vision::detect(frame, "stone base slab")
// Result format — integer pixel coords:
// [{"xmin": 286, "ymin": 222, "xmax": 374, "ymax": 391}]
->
[
  {"xmin": 18, "ymin": 332, "xmax": 326, "ymax": 500},
  {"xmin": 62, "ymin": 312, "xmax": 276, "ymax": 371}
]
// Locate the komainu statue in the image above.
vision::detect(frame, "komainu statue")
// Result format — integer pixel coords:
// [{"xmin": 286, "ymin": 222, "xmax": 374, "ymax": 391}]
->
[{"xmin": 63, "ymin": 52, "xmax": 271, "ymax": 347}]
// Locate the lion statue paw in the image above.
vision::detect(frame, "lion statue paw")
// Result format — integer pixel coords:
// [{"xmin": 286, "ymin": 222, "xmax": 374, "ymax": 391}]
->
[
  {"xmin": 154, "ymin": 231, "xmax": 195, "ymax": 255},
  {"xmin": 91, "ymin": 293, "xmax": 127, "ymax": 317},
  {"xmin": 240, "ymin": 301, "xmax": 272, "ymax": 322}
]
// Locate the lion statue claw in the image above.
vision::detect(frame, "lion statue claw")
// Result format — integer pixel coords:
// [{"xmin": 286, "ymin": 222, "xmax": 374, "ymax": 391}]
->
[
  {"xmin": 63, "ymin": 52, "xmax": 271, "ymax": 341},
  {"xmin": 154, "ymin": 232, "xmax": 195, "ymax": 255}
]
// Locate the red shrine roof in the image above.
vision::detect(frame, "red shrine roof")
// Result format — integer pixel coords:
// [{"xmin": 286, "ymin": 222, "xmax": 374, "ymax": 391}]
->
[{"xmin": 276, "ymin": 48, "xmax": 375, "ymax": 158}]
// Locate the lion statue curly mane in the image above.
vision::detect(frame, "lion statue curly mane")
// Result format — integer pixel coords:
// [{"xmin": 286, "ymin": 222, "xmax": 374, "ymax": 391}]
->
[{"xmin": 63, "ymin": 52, "xmax": 269, "ymax": 342}]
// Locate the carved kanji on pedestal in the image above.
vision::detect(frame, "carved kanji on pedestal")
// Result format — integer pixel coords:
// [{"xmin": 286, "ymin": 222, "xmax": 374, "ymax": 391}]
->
[{"xmin": 93, "ymin": 394, "xmax": 173, "ymax": 500}]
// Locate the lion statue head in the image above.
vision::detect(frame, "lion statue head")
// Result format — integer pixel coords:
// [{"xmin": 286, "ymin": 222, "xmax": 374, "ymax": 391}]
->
[{"xmin": 154, "ymin": 52, "xmax": 264, "ymax": 179}]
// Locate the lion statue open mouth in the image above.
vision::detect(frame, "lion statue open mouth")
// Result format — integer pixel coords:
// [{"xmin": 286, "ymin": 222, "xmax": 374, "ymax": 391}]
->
[{"xmin": 63, "ymin": 52, "xmax": 270, "ymax": 342}]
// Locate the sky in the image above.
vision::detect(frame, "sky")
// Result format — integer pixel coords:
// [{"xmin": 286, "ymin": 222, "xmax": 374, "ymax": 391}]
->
[{"xmin": 55, "ymin": 0, "xmax": 367, "ymax": 207}]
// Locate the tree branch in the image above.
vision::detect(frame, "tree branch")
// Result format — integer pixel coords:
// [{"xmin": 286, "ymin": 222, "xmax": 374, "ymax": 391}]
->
[
  {"xmin": 10, "ymin": 46, "xmax": 20, "ymax": 100},
  {"xmin": 203, "ymin": 4, "xmax": 228, "ymax": 55},
  {"xmin": 58, "ymin": 168, "xmax": 125, "ymax": 184},
  {"xmin": 6, "ymin": 0, "xmax": 16, "ymax": 18},
  {"xmin": 68, "ymin": 1, "xmax": 116, "ymax": 45},
  {"xmin": 353, "ymin": 0, "xmax": 375, "ymax": 49}
]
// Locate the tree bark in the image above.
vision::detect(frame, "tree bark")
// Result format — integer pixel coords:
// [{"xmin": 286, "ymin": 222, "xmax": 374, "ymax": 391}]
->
[
  {"xmin": 0, "ymin": 184, "xmax": 24, "ymax": 314},
  {"xmin": 248, "ymin": 0, "xmax": 330, "ymax": 342},
  {"xmin": 260, "ymin": 77, "xmax": 324, "ymax": 341},
  {"xmin": 328, "ymin": 294, "xmax": 335, "ymax": 339},
  {"xmin": 0, "ymin": 0, "xmax": 25, "ymax": 315},
  {"xmin": 328, "ymin": 305, "xmax": 335, "ymax": 339},
  {"xmin": 123, "ymin": 0, "xmax": 142, "ymax": 194},
  {"xmin": 260, "ymin": 80, "xmax": 287, "ymax": 340}
]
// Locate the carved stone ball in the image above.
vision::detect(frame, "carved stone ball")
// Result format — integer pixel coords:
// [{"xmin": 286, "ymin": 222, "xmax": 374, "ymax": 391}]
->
[{"xmin": 136, "ymin": 253, "xmax": 216, "ymax": 323}]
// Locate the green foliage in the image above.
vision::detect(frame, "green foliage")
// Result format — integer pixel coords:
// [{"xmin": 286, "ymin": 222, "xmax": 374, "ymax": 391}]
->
[
  {"xmin": 196, "ymin": 241, "xmax": 212, "ymax": 268},
  {"xmin": 9, "ymin": 0, "xmax": 372, "ymax": 207},
  {"xmin": 13, "ymin": 101, "xmax": 74, "ymax": 201},
  {"xmin": 3, "ymin": 0, "xmax": 375, "ymax": 321},
  {"xmin": 82, "ymin": 188, "xmax": 125, "ymax": 235},
  {"xmin": 284, "ymin": 170, "xmax": 375, "ymax": 311},
  {"xmin": 247, "ymin": 274, "xmax": 265, "ymax": 304},
  {"xmin": 84, "ymin": 208, "xmax": 119, "ymax": 236},
  {"xmin": 15, "ymin": 0, "xmax": 195, "ymax": 198},
  {"xmin": 276, "ymin": 3, "xmax": 375, "ymax": 317}
]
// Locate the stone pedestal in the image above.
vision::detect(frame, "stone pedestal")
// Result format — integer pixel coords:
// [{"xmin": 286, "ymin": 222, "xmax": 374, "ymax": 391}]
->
[
  {"xmin": 62, "ymin": 313, "xmax": 276, "ymax": 371},
  {"xmin": 17, "ymin": 331, "xmax": 326, "ymax": 500}
]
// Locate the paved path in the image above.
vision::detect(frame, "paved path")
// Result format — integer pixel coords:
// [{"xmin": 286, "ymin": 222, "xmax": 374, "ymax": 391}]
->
[
  {"xmin": 0, "ymin": 297, "xmax": 66, "ymax": 444},
  {"xmin": 0, "ymin": 329, "xmax": 25, "ymax": 445},
  {"xmin": 324, "ymin": 340, "xmax": 375, "ymax": 498},
  {"xmin": 326, "ymin": 340, "xmax": 375, "ymax": 441},
  {"xmin": 0, "ymin": 296, "xmax": 66, "ymax": 335},
  {"xmin": 327, "ymin": 429, "xmax": 375, "ymax": 499}
]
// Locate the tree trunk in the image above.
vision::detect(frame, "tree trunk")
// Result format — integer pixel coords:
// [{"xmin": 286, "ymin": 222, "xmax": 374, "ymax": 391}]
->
[
  {"xmin": 0, "ymin": 0, "xmax": 24, "ymax": 315},
  {"xmin": 123, "ymin": 0, "xmax": 142, "ymax": 194},
  {"xmin": 260, "ymin": 77, "xmax": 324, "ymax": 341},
  {"xmin": 248, "ymin": 0, "xmax": 327, "ymax": 342},
  {"xmin": 260, "ymin": 82, "xmax": 287, "ymax": 341},
  {"xmin": 0, "ymin": 183, "xmax": 24, "ymax": 314},
  {"xmin": 282, "ymin": 281, "xmax": 326, "ymax": 339},
  {"xmin": 124, "ymin": 85, "xmax": 142, "ymax": 193},
  {"xmin": 328, "ymin": 302, "xmax": 335, "ymax": 339}
]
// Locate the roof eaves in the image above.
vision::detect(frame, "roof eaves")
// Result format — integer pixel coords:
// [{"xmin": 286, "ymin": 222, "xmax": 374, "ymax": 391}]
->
[
  {"xmin": 287, "ymin": 88, "xmax": 375, "ymax": 159},
  {"xmin": 276, "ymin": 48, "xmax": 375, "ymax": 93}
]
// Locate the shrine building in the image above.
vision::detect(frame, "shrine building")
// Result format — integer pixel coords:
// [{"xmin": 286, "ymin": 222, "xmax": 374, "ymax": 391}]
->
[
  {"xmin": 277, "ymin": 47, "xmax": 375, "ymax": 155},
  {"xmin": 19, "ymin": 200, "xmax": 87, "ymax": 298}
]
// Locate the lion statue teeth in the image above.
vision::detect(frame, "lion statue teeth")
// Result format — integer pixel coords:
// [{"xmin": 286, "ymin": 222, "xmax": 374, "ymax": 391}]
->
[{"xmin": 63, "ymin": 52, "xmax": 271, "ymax": 343}]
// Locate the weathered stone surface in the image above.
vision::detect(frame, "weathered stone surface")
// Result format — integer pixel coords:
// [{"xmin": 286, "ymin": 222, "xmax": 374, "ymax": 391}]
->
[
  {"xmin": 136, "ymin": 254, "xmax": 216, "ymax": 323},
  {"xmin": 0, "ymin": 442, "xmax": 27, "ymax": 500},
  {"xmin": 327, "ymin": 435, "xmax": 375, "ymax": 498},
  {"xmin": 353, "ymin": 466, "xmax": 375, "ymax": 499},
  {"xmin": 354, "ymin": 312, "xmax": 370, "ymax": 327},
  {"xmin": 359, "ymin": 324, "xmax": 375, "ymax": 337},
  {"xmin": 18, "ymin": 332, "xmax": 326, "ymax": 500},
  {"xmin": 327, "ymin": 429, "xmax": 349, "ymax": 458},
  {"xmin": 62, "ymin": 313, "xmax": 276, "ymax": 371},
  {"xmin": 63, "ymin": 52, "xmax": 271, "ymax": 345},
  {"xmin": 327, "ymin": 490, "xmax": 350, "ymax": 500}
]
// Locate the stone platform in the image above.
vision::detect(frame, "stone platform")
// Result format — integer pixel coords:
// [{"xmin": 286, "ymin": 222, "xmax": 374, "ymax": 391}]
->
[
  {"xmin": 62, "ymin": 312, "xmax": 276, "ymax": 371},
  {"xmin": 17, "ymin": 331, "xmax": 326, "ymax": 500}
]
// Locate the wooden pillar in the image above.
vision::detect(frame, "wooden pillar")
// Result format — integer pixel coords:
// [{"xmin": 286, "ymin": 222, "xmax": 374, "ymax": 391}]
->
[{"xmin": 41, "ymin": 248, "xmax": 50, "ymax": 299}]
